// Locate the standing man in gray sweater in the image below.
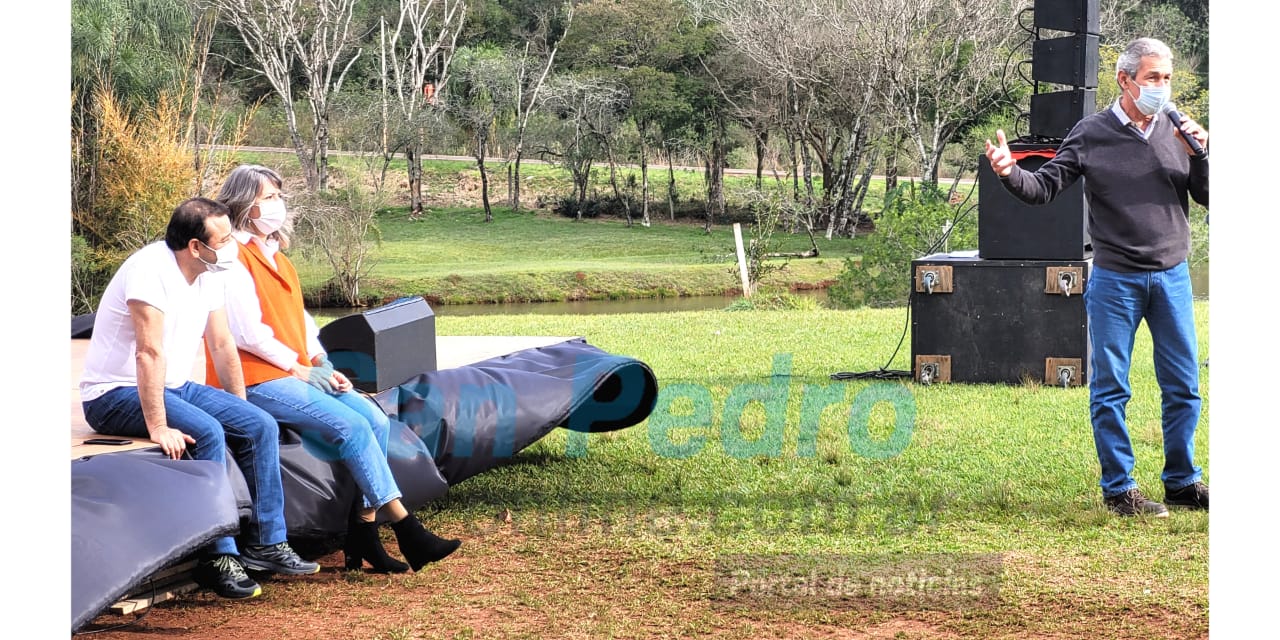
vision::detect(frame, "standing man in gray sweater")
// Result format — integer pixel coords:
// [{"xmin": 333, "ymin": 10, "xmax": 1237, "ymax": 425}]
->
[{"xmin": 984, "ymin": 37, "xmax": 1209, "ymax": 517}]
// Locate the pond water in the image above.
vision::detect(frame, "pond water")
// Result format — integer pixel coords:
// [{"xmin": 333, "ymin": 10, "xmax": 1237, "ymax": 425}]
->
[
  {"xmin": 309, "ymin": 262, "xmax": 1207, "ymax": 321},
  {"xmin": 310, "ymin": 288, "xmax": 830, "ymax": 321}
]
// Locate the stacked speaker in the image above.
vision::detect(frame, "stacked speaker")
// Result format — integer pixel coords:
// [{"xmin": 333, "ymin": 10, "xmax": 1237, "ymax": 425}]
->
[
  {"xmin": 319, "ymin": 296, "xmax": 438, "ymax": 393},
  {"xmin": 910, "ymin": 0, "xmax": 1098, "ymax": 386}
]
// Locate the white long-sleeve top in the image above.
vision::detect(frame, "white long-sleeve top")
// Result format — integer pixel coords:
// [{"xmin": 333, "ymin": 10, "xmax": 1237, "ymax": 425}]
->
[{"xmin": 222, "ymin": 230, "xmax": 326, "ymax": 371}]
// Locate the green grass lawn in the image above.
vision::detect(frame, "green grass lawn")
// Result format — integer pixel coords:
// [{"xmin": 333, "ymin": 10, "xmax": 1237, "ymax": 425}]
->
[
  {"xmin": 394, "ymin": 302, "xmax": 1209, "ymax": 638},
  {"xmin": 293, "ymin": 205, "xmax": 865, "ymax": 306}
]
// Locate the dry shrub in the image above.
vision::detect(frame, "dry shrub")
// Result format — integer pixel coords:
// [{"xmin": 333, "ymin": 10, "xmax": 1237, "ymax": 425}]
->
[
  {"xmin": 70, "ymin": 52, "xmax": 259, "ymax": 314},
  {"xmin": 91, "ymin": 88, "xmax": 197, "ymax": 250}
]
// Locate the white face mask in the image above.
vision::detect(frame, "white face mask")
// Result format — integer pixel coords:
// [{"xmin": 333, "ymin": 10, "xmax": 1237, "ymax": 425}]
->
[
  {"xmin": 252, "ymin": 198, "xmax": 287, "ymax": 235},
  {"xmin": 198, "ymin": 239, "xmax": 239, "ymax": 272}
]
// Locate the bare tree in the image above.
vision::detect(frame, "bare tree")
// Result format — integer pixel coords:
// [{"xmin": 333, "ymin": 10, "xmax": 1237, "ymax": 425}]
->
[
  {"xmin": 703, "ymin": 0, "xmax": 885, "ymax": 237},
  {"xmin": 208, "ymin": 0, "xmax": 362, "ymax": 192},
  {"xmin": 292, "ymin": 184, "xmax": 384, "ymax": 307},
  {"xmin": 535, "ymin": 74, "xmax": 628, "ymax": 221},
  {"xmin": 509, "ymin": 2, "xmax": 575, "ymax": 212},
  {"xmin": 869, "ymin": 0, "xmax": 1028, "ymax": 184},
  {"xmin": 328, "ymin": 89, "xmax": 412, "ymax": 194},
  {"xmin": 446, "ymin": 46, "xmax": 519, "ymax": 223},
  {"xmin": 380, "ymin": 0, "xmax": 468, "ymax": 219}
]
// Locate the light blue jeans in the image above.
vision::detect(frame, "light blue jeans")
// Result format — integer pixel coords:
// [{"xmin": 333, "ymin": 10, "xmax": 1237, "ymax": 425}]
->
[
  {"xmin": 83, "ymin": 382, "xmax": 288, "ymax": 555},
  {"xmin": 1085, "ymin": 261, "xmax": 1203, "ymax": 498},
  {"xmin": 246, "ymin": 377, "xmax": 402, "ymax": 511}
]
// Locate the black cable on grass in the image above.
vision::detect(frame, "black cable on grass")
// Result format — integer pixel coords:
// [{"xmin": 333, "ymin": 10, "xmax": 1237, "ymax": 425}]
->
[{"xmin": 830, "ymin": 183, "xmax": 979, "ymax": 382}]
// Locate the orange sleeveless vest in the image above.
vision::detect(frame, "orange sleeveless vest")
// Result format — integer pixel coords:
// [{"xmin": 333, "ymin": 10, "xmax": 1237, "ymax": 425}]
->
[{"xmin": 205, "ymin": 239, "xmax": 308, "ymax": 389}]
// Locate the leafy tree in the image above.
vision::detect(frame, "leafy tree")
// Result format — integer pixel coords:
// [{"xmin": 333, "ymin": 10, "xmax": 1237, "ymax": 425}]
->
[
  {"xmin": 830, "ymin": 181, "xmax": 977, "ymax": 308},
  {"xmin": 446, "ymin": 45, "xmax": 519, "ymax": 222},
  {"xmin": 71, "ymin": 0, "xmax": 192, "ymax": 106},
  {"xmin": 72, "ymin": 88, "xmax": 198, "ymax": 313},
  {"xmin": 559, "ymin": 0, "xmax": 713, "ymax": 226}
]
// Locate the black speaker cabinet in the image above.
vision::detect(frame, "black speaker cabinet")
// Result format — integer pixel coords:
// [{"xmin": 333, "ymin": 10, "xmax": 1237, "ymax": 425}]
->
[
  {"xmin": 317, "ymin": 297, "xmax": 437, "ymax": 393},
  {"xmin": 1032, "ymin": 34, "xmax": 1099, "ymax": 88},
  {"xmin": 1033, "ymin": 0, "xmax": 1099, "ymax": 35},
  {"xmin": 1030, "ymin": 88, "xmax": 1096, "ymax": 139},
  {"xmin": 910, "ymin": 252, "xmax": 1091, "ymax": 386},
  {"xmin": 977, "ymin": 143, "xmax": 1091, "ymax": 260}
]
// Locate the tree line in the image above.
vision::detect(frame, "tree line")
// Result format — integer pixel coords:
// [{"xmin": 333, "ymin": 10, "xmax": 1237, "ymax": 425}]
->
[{"xmin": 71, "ymin": 0, "xmax": 1208, "ymax": 312}]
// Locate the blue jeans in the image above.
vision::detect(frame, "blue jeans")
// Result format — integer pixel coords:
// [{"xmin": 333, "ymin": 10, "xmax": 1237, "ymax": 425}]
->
[
  {"xmin": 83, "ymin": 382, "xmax": 289, "ymax": 555},
  {"xmin": 1085, "ymin": 262, "xmax": 1203, "ymax": 498},
  {"xmin": 246, "ymin": 376, "xmax": 402, "ymax": 511}
]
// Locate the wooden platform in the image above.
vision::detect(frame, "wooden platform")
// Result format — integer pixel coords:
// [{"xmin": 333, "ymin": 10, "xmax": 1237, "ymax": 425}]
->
[{"xmin": 71, "ymin": 335, "xmax": 577, "ymax": 460}]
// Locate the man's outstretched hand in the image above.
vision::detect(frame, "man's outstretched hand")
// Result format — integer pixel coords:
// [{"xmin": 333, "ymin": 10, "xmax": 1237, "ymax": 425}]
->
[{"xmin": 984, "ymin": 129, "xmax": 1015, "ymax": 177}]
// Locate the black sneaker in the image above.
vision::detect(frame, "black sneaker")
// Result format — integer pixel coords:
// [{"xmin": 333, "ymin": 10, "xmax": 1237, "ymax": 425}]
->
[
  {"xmin": 239, "ymin": 541, "xmax": 321, "ymax": 575},
  {"xmin": 1104, "ymin": 488, "xmax": 1169, "ymax": 518},
  {"xmin": 194, "ymin": 554, "xmax": 262, "ymax": 599},
  {"xmin": 1165, "ymin": 482, "xmax": 1209, "ymax": 511}
]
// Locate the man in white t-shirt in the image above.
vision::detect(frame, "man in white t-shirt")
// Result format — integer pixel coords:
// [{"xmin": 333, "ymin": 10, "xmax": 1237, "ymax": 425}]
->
[{"xmin": 80, "ymin": 197, "xmax": 319, "ymax": 600}]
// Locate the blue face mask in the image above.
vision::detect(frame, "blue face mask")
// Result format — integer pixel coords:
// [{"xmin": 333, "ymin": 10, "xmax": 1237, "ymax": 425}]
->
[{"xmin": 1127, "ymin": 79, "xmax": 1170, "ymax": 116}]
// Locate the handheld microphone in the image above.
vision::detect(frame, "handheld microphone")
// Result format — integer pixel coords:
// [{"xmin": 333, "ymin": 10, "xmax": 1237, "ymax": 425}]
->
[{"xmin": 1163, "ymin": 103, "xmax": 1206, "ymax": 157}]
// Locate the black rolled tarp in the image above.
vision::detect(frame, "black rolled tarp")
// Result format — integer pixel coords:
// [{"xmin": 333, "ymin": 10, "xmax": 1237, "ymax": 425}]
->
[
  {"xmin": 373, "ymin": 337, "xmax": 659, "ymax": 487},
  {"xmin": 71, "ymin": 455, "xmax": 239, "ymax": 633},
  {"xmin": 279, "ymin": 338, "xmax": 657, "ymax": 548},
  {"xmin": 276, "ymin": 417, "xmax": 450, "ymax": 556},
  {"xmin": 72, "ymin": 312, "xmax": 96, "ymax": 339}
]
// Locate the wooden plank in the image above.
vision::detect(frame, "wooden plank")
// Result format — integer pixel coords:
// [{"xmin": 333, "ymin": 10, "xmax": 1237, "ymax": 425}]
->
[
  {"xmin": 435, "ymin": 336, "xmax": 578, "ymax": 370},
  {"xmin": 110, "ymin": 560, "xmax": 201, "ymax": 615},
  {"xmin": 111, "ymin": 581, "xmax": 199, "ymax": 615}
]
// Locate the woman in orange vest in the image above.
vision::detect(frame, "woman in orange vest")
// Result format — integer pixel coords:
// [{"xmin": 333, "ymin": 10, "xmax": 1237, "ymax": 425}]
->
[{"xmin": 210, "ymin": 164, "xmax": 460, "ymax": 573}]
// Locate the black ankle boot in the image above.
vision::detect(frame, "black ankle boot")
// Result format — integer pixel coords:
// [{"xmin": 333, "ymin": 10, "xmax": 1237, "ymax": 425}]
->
[
  {"xmin": 390, "ymin": 514, "xmax": 461, "ymax": 571},
  {"xmin": 344, "ymin": 520, "xmax": 411, "ymax": 574}
]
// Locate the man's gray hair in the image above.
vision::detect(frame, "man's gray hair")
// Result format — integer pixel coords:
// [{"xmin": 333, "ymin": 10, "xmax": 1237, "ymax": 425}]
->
[
  {"xmin": 216, "ymin": 164, "xmax": 292, "ymax": 249},
  {"xmin": 1116, "ymin": 37, "xmax": 1173, "ymax": 78}
]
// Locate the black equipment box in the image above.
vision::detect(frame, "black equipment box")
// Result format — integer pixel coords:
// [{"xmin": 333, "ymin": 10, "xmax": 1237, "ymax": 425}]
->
[
  {"xmin": 1030, "ymin": 89, "xmax": 1096, "ymax": 140},
  {"xmin": 910, "ymin": 251, "xmax": 1091, "ymax": 386},
  {"xmin": 977, "ymin": 143, "xmax": 1091, "ymax": 261},
  {"xmin": 317, "ymin": 297, "xmax": 437, "ymax": 393}
]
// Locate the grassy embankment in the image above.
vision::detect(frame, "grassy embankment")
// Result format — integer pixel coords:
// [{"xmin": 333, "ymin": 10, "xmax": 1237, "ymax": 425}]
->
[{"xmin": 233, "ymin": 150, "xmax": 873, "ymax": 307}]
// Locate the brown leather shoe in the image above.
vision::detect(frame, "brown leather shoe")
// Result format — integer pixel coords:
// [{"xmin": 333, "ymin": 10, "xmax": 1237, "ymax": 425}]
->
[{"xmin": 1104, "ymin": 488, "xmax": 1169, "ymax": 517}]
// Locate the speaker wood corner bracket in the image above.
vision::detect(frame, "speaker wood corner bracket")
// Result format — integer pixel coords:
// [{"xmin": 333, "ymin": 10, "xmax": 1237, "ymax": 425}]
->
[
  {"xmin": 1044, "ymin": 266, "xmax": 1084, "ymax": 296},
  {"xmin": 915, "ymin": 265, "xmax": 954, "ymax": 294},
  {"xmin": 915, "ymin": 355, "xmax": 952, "ymax": 385},
  {"xmin": 1045, "ymin": 357, "xmax": 1083, "ymax": 387}
]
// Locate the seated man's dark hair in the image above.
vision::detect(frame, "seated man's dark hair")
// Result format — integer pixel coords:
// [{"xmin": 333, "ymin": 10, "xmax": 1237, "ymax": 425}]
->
[{"xmin": 165, "ymin": 197, "xmax": 231, "ymax": 250}]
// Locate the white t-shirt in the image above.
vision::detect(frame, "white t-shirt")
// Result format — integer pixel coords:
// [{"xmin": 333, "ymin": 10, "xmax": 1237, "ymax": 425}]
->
[{"xmin": 80, "ymin": 241, "xmax": 226, "ymax": 402}]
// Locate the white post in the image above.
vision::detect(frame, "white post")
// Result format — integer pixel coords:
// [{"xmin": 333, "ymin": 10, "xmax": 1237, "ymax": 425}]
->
[{"xmin": 733, "ymin": 222, "xmax": 752, "ymax": 298}]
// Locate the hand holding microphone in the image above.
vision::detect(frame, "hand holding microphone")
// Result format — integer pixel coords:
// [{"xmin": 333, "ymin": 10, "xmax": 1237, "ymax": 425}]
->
[{"xmin": 1163, "ymin": 103, "xmax": 1208, "ymax": 157}]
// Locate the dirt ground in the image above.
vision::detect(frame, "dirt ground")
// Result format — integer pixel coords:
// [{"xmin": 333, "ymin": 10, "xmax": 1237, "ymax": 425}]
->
[{"xmin": 74, "ymin": 526, "xmax": 1206, "ymax": 640}]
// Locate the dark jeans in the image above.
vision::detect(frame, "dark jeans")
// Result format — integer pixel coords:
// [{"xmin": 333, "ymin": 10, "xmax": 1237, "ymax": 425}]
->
[{"xmin": 83, "ymin": 382, "xmax": 288, "ymax": 555}]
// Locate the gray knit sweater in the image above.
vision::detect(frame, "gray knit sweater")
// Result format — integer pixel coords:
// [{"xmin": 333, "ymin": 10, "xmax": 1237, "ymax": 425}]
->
[{"xmin": 1000, "ymin": 108, "xmax": 1209, "ymax": 272}]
